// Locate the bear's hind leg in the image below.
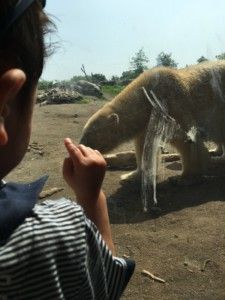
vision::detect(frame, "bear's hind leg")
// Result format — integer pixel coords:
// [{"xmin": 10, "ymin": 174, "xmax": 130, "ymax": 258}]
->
[{"xmin": 170, "ymin": 137, "xmax": 210, "ymax": 185}]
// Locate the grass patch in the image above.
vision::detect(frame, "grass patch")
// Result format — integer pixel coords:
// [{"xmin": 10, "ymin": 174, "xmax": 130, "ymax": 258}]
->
[
  {"xmin": 78, "ymin": 98, "xmax": 91, "ymax": 104},
  {"xmin": 101, "ymin": 85, "xmax": 125, "ymax": 97}
]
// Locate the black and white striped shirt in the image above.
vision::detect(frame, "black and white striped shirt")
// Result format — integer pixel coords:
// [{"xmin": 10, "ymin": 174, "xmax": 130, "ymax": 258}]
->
[{"xmin": 0, "ymin": 177, "xmax": 135, "ymax": 300}]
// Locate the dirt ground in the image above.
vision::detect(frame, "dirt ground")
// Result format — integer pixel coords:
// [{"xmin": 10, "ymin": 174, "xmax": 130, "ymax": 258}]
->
[{"xmin": 7, "ymin": 101, "xmax": 225, "ymax": 300}]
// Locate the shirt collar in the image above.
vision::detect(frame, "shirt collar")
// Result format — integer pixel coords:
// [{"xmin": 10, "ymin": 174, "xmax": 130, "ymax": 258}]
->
[{"xmin": 0, "ymin": 175, "xmax": 48, "ymax": 242}]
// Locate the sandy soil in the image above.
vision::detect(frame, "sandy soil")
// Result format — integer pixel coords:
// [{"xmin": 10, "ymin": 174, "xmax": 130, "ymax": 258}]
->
[{"xmin": 7, "ymin": 101, "xmax": 225, "ymax": 300}]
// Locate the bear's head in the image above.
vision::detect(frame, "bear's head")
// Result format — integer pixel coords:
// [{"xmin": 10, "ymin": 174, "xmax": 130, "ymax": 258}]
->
[{"xmin": 80, "ymin": 108, "xmax": 120, "ymax": 153}]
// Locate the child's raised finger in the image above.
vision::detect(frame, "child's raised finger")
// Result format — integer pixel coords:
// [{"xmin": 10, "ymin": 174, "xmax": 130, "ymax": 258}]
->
[
  {"xmin": 77, "ymin": 144, "xmax": 95, "ymax": 156},
  {"xmin": 94, "ymin": 149, "xmax": 102, "ymax": 156},
  {"xmin": 64, "ymin": 138, "xmax": 83, "ymax": 163}
]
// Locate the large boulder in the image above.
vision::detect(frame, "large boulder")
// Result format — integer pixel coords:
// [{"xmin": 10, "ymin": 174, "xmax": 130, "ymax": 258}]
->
[
  {"xmin": 37, "ymin": 88, "xmax": 83, "ymax": 105},
  {"xmin": 73, "ymin": 80, "xmax": 103, "ymax": 98}
]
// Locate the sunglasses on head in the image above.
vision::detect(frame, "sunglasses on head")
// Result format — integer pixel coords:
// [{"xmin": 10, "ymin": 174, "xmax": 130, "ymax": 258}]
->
[{"xmin": 0, "ymin": 0, "xmax": 46, "ymax": 41}]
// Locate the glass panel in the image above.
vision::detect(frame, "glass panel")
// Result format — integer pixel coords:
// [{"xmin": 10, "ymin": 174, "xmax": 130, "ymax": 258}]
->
[{"xmin": 7, "ymin": 1, "xmax": 225, "ymax": 299}]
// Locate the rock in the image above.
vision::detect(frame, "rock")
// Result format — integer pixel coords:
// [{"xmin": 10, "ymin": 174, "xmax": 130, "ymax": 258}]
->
[
  {"xmin": 104, "ymin": 151, "xmax": 137, "ymax": 169},
  {"xmin": 73, "ymin": 80, "xmax": 103, "ymax": 98}
]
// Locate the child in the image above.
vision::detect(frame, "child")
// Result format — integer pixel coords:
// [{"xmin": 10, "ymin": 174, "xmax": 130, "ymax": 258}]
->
[{"xmin": 0, "ymin": 1, "xmax": 135, "ymax": 299}]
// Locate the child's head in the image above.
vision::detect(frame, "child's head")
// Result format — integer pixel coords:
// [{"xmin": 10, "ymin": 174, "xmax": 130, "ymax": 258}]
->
[{"xmin": 0, "ymin": 0, "xmax": 52, "ymax": 179}]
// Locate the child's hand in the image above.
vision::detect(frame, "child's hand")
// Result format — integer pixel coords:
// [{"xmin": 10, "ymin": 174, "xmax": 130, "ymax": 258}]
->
[
  {"xmin": 63, "ymin": 138, "xmax": 114, "ymax": 253},
  {"xmin": 63, "ymin": 138, "xmax": 107, "ymax": 206}
]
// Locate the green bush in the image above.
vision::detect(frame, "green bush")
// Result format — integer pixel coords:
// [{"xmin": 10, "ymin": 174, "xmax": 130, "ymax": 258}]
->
[{"xmin": 101, "ymin": 85, "xmax": 125, "ymax": 97}]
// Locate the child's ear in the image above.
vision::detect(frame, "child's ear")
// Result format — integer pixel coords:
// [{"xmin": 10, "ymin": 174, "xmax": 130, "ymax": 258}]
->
[
  {"xmin": 0, "ymin": 69, "xmax": 26, "ymax": 145},
  {"xmin": 0, "ymin": 69, "xmax": 26, "ymax": 113}
]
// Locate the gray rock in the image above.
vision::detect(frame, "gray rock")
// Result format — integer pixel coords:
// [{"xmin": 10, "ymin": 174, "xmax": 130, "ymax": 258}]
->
[{"xmin": 73, "ymin": 80, "xmax": 103, "ymax": 98}]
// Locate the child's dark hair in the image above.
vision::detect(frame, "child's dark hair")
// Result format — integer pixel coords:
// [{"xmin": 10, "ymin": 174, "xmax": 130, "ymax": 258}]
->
[{"xmin": 0, "ymin": 0, "xmax": 53, "ymax": 83}]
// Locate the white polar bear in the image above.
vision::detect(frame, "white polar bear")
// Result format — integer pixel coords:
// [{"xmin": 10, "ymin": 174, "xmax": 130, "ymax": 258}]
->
[{"xmin": 80, "ymin": 61, "xmax": 225, "ymax": 181}]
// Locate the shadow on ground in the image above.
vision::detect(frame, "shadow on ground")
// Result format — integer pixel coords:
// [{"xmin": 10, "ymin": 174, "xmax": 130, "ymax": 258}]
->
[{"xmin": 108, "ymin": 159, "xmax": 225, "ymax": 224}]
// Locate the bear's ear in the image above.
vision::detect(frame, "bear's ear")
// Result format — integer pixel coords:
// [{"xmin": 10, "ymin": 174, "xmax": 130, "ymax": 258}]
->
[
  {"xmin": 108, "ymin": 113, "xmax": 119, "ymax": 125},
  {"xmin": 108, "ymin": 113, "xmax": 120, "ymax": 125}
]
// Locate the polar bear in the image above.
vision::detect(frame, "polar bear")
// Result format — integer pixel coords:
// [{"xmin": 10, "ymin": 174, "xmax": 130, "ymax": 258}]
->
[{"xmin": 80, "ymin": 61, "xmax": 225, "ymax": 181}]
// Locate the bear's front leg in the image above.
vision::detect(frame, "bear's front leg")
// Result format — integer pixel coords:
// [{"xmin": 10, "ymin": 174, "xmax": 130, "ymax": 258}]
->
[{"xmin": 120, "ymin": 130, "xmax": 146, "ymax": 182}]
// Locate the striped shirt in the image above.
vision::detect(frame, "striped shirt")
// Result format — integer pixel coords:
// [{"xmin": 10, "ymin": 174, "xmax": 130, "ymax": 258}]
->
[{"xmin": 0, "ymin": 177, "xmax": 135, "ymax": 300}]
